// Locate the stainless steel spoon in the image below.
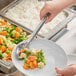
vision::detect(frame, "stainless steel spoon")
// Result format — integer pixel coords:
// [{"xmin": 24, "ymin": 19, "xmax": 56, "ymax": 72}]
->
[{"xmin": 16, "ymin": 13, "xmax": 50, "ymax": 57}]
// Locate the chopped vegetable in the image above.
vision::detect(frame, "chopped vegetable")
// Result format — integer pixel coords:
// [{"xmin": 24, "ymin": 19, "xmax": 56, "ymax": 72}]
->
[
  {"xmin": 1, "ymin": 31, "xmax": 7, "ymax": 36},
  {"xmin": 15, "ymin": 27, "xmax": 21, "ymax": 32},
  {"xmin": 15, "ymin": 31, "xmax": 20, "ymax": 38},
  {"xmin": 0, "ymin": 18, "xmax": 30, "ymax": 62},
  {"xmin": 7, "ymin": 53, "xmax": 11, "ymax": 58},
  {"xmin": 0, "ymin": 45, "xmax": 6, "ymax": 53},
  {"xmin": 3, "ymin": 27, "xmax": 12, "ymax": 33},
  {"xmin": 0, "ymin": 50, "xmax": 2, "ymax": 58},
  {"xmin": 6, "ymin": 50, "xmax": 11, "ymax": 53},
  {"xmin": 24, "ymin": 59, "xmax": 27, "ymax": 64},
  {"xmin": 38, "ymin": 62, "xmax": 44, "ymax": 68},
  {"xmin": 37, "ymin": 50, "xmax": 46, "ymax": 65},
  {"xmin": 23, "ymin": 64, "xmax": 30, "ymax": 70},
  {"xmin": 2, "ymin": 42, "xmax": 6, "ymax": 46},
  {"xmin": 11, "ymin": 25, "xmax": 16, "ymax": 30},
  {"xmin": 10, "ymin": 30, "xmax": 15, "ymax": 38},
  {"xmin": 19, "ymin": 48, "xmax": 46, "ymax": 70},
  {"xmin": 2, "ymin": 53, "xmax": 8, "ymax": 58},
  {"xmin": 6, "ymin": 26, "xmax": 11, "ymax": 28},
  {"xmin": 0, "ymin": 37, "xmax": 3, "ymax": 45},
  {"xmin": 0, "ymin": 21, "xmax": 7, "ymax": 26}
]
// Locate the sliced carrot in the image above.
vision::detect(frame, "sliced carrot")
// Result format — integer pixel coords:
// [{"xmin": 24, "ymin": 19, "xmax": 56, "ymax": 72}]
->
[
  {"xmin": 0, "ymin": 37, "xmax": 3, "ymax": 45},
  {"xmin": 33, "ymin": 60, "xmax": 38, "ymax": 68},
  {"xmin": 28, "ymin": 56, "xmax": 37, "ymax": 62},
  {"xmin": 2, "ymin": 21, "xmax": 7, "ymax": 25},
  {"xmin": 7, "ymin": 58, "xmax": 12, "ymax": 61},
  {"xmin": 0, "ymin": 32, "xmax": 2, "ymax": 35},
  {"xmin": 8, "ymin": 48, "xmax": 13, "ymax": 52},
  {"xmin": 20, "ymin": 49, "xmax": 26, "ymax": 53},
  {"xmin": 15, "ymin": 32, "xmax": 20, "ymax": 38},
  {"xmin": 11, "ymin": 38, "xmax": 14, "ymax": 41},
  {"xmin": 15, "ymin": 27, "xmax": 21, "ymax": 32},
  {"xmin": 1, "ymin": 31, "xmax": 7, "ymax": 36},
  {"xmin": 7, "ymin": 59, "xmax": 12, "ymax": 62},
  {"xmin": 28, "ymin": 56, "xmax": 31, "ymax": 60},
  {"xmin": 26, "ymin": 60, "xmax": 30, "ymax": 65},
  {"xmin": 0, "ymin": 45, "xmax": 6, "ymax": 53},
  {"xmin": 0, "ymin": 21, "xmax": 7, "ymax": 26},
  {"xmin": 30, "ymin": 62, "xmax": 35, "ymax": 69},
  {"xmin": 32, "ymin": 56, "xmax": 37, "ymax": 60},
  {"xmin": 7, "ymin": 53, "xmax": 11, "ymax": 58},
  {"xmin": 19, "ymin": 49, "xmax": 27, "ymax": 55},
  {"xmin": 23, "ymin": 64, "xmax": 30, "ymax": 70}
]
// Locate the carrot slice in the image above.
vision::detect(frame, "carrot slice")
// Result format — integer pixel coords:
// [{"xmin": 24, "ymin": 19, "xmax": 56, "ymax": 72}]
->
[
  {"xmin": 11, "ymin": 38, "xmax": 14, "ymax": 41},
  {"xmin": 28, "ymin": 56, "xmax": 31, "ymax": 60},
  {"xmin": 7, "ymin": 58, "xmax": 12, "ymax": 61},
  {"xmin": 0, "ymin": 21, "xmax": 7, "ymax": 26},
  {"xmin": 23, "ymin": 64, "xmax": 30, "ymax": 70},
  {"xmin": 0, "ymin": 37, "xmax": 3, "ymax": 45},
  {"xmin": 30, "ymin": 62, "xmax": 35, "ymax": 69},
  {"xmin": 7, "ymin": 53, "xmax": 11, "ymax": 58},
  {"xmin": 2, "ymin": 21, "xmax": 7, "ymax": 25},
  {"xmin": 15, "ymin": 27, "xmax": 21, "ymax": 32},
  {"xmin": 0, "ymin": 45, "xmax": 6, "ymax": 53},
  {"xmin": 28, "ymin": 56, "xmax": 37, "ymax": 62},
  {"xmin": 26, "ymin": 60, "xmax": 30, "ymax": 65},
  {"xmin": 19, "ymin": 49, "xmax": 27, "ymax": 55},
  {"xmin": 8, "ymin": 48, "xmax": 13, "ymax": 52},
  {"xmin": 15, "ymin": 32, "xmax": 20, "ymax": 38},
  {"xmin": 1, "ymin": 31, "xmax": 7, "ymax": 36},
  {"xmin": 7, "ymin": 59, "xmax": 12, "ymax": 62},
  {"xmin": 33, "ymin": 60, "xmax": 38, "ymax": 68}
]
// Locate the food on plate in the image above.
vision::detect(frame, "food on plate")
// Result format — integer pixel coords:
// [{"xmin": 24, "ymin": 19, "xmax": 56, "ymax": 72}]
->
[
  {"xmin": 5, "ymin": 0, "xmax": 66, "ymax": 35},
  {"xmin": 0, "ymin": 18, "xmax": 30, "ymax": 61},
  {"xmin": 19, "ymin": 48, "xmax": 46, "ymax": 70}
]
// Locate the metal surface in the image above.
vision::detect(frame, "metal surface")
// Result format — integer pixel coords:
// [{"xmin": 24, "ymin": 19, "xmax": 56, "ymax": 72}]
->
[
  {"xmin": 67, "ymin": 5, "xmax": 76, "ymax": 14},
  {"xmin": 0, "ymin": 15, "xmax": 43, "ymax": 75},
  {"xmin": 46, "ymin": 12, "xmax": 76, "ymax": 40},
  {"xmin": 0, "ymin": 0, "xmax": 70, "ymax": 38}
]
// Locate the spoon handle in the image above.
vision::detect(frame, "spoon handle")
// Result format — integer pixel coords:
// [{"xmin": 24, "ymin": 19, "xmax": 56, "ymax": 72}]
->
[{"xmin": 27, "ymin": 13, "xmax": 50, "ymax": 44}]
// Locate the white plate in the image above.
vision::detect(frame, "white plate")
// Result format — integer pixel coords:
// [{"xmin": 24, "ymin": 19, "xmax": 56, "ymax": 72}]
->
[{"xmin": 12, "ymin": 38, "xmax": 67, "ymax": 76}]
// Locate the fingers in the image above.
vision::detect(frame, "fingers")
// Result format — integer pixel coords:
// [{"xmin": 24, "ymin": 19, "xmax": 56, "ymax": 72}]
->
[
  {"xmin": 45, "ymin": 14, "xmax": 53, "ymax": 24},
  {"xmin": 68, "ymin": 64, "xmax": 74, "ymax": 66},
  {"xmin": 40, "ymin": 5, "xmax": 47, "ymax": 20},
  {"xmin": 55, "ymin": 67, "xmax": 66, "ymax": 74},
  {"xmin": 40, "ymin": 6, "xmax": 52, "ymax": 24},
  {"xmin": 58, "ymin": 74, "xmax": 64, "ymax": 76}
]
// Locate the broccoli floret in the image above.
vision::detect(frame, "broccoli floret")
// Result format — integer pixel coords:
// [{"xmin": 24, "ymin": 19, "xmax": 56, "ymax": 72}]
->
[
  {"xmin": 10, "ymin": 25, "xmax": 16, "ymax": 30},
  {"xmin": 19, "ymin": 35, "xmax": 25, "ymax": 41},
  {"xmin": 3, "ymin": 27, "xmax": 12, "ymax": 33},
  {"xmin": 0, "ymin": 50, "xmax": 2, "ymax": 58},
  {"xmin": 12, "ymin": 38, "xmax": 20, "ymax": 44},
  {"xmin": 2, "ymin": 42, "xmax": 6, "ymax": 46},
  {"xmin": 10, "ymin": 30, "xmax": 15, "ymax": 38}
]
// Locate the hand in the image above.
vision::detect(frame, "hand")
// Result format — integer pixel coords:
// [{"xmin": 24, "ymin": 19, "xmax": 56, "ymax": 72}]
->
[
  {"xmin": 40, "ymin": 0, "xmax": 76, "ymax": 24},
  {"xmin": 55, "ymin": 64, "xmax": 76, "ymax": 76},
  {"xmin": 40, "ymin": 1, "xmax": 64, "ymax": 24}
]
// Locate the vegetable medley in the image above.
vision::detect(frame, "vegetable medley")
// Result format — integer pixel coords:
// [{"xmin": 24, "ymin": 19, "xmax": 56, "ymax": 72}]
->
[
  {"xmin": 19, "ymin": 48, "xmax": 46, "ymax": 70},
  {"xmin": 0, "ymin": 18, "xmax": 30, "ymax": 61}
]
